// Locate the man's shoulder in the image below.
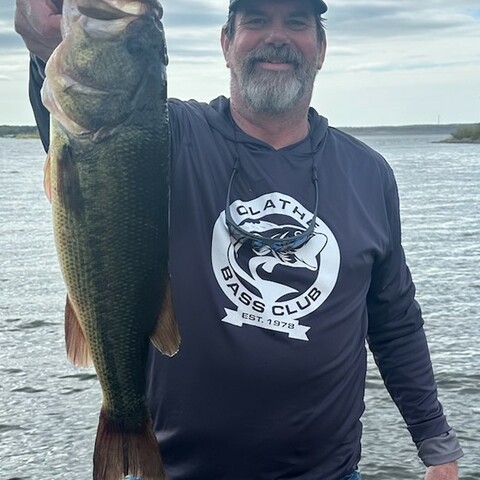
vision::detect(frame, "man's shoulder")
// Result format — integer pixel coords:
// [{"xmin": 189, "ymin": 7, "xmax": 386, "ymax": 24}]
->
[
  {"xmin": 308, "ymin": 108, "xmax": 385, "ymax": 165},
  {"xmin": 327, "ymin": 126, "xmax": 391, "ymax": 165},
  {"xmin": 167, "ymin": 96, "xmax": 228, "ymax": 117},
  {"xmin": 320, "ymin": 125, "xmax": 396, "ymax": 186},
  {"xmin": 167, "ymin": 96, "xmax": 231, "ymax": 134},
  {"xmin": 327, "ymin": 126, "xmax": 381, "ymax": 155}
]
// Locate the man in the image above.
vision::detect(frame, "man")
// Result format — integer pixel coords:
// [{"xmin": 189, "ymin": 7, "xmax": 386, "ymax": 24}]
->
[{"xmin": 15, "ymin": 0, "xmax": 464, "ymax": 478}]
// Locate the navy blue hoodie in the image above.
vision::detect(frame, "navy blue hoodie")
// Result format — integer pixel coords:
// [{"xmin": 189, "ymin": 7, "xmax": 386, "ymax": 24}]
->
[{"xmin": 144, "ymin": 96, "xmax": 451, "ymax": 480}]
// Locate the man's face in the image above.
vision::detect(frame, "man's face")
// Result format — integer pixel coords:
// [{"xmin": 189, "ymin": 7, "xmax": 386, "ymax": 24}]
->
[{"xmin": 222, "ymin": 0, "xmax": 326, "ymax": 115}]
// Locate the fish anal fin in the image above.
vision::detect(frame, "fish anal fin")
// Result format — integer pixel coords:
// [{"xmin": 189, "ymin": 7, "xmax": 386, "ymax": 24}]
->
[
  {"xmin": 93, "ymin": 408, "xmax": 165, "ymax": 480},
  {"xmin": 65, "ymin": 295, "xmax": 92, "ymax": 367},
  {"xmin": 150, "ymin": 281, "xmax": 180, "ymax": 357}
]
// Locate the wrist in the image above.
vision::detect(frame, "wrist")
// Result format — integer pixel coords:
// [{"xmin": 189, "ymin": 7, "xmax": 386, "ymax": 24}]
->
[{"xmin": 425, "ymin": 462, "xmax": 458, "ymax": 480}]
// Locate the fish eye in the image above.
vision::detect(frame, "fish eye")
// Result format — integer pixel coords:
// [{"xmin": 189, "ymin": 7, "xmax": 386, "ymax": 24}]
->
[{"xmin": 126, "ymin": 37, "xmax": 144, "ymax": 56}]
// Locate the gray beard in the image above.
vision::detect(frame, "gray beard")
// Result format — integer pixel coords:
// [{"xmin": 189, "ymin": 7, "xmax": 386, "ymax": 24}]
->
[{"xmin": 235, "ymin": 45, "xmax": 318, "ymax": 115}]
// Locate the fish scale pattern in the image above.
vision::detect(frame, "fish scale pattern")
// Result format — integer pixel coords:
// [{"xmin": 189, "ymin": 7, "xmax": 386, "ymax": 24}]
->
[{"xmin": 51, "ymin": 124, "xmax": 170, "ymax": 425}]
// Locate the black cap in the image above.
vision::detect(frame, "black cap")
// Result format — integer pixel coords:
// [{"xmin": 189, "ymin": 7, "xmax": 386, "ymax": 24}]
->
[{"xmin": 229, "ymin": 0, "xmax": 327, "ymax": 14}]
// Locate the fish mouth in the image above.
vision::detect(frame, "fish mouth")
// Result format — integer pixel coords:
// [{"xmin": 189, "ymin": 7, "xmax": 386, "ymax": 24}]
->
[{"xmin": 76, "ymin": 0, "xmax": 154, "ymax": 21}]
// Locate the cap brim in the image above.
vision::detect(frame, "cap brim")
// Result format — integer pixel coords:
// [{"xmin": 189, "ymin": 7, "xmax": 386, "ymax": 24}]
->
[{"xmin": 229, "ymin": 0, "xmax": 328, "ymax": 14}]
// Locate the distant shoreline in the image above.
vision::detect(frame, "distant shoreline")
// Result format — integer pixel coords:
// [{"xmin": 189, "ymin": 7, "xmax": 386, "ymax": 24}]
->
[
  {"xmin": 437, "ymin": 123, "xmax": 480, "ymax": 144},
  {"xmin": 0, "ymin": 125, "xmax": 39, "ymax": 139},
  {"xmin": 338, "ymin": 123, "xmax": 479, "ymax": 143},
  {"xmin": 435, "ymin": 138, "xmax": 480, "ymax": 144},
  {"xmin": 1, "ymin": 123, "xmax": 479, "ymax": 143}
]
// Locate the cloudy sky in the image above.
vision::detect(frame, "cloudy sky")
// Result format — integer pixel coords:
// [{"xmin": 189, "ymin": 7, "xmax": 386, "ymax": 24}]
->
[{"xmin": 1, "ymin": 0, "xmax": 479, "ymax": 127}]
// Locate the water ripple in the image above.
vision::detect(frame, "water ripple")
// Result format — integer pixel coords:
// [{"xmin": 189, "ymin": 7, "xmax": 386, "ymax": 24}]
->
[
  {"xmin": 0, "ymin": 424, "xmax": 26, "ymax": 433},
  {"xmin": 1, "ymin": 136, "xmax": 478, "ymax": 478},
  {"xmin": 11, "ymin": 387, "xmax": 47, "ymax": 394}
]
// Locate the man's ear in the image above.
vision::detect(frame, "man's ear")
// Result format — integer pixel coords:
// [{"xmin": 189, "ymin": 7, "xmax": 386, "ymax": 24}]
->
[
  {"xmin": 317, "ymin": 39, "xmax": 327, "ymax": 70},
  {"xmin": 221, "ymin": 28, "xmax": 231, "ymax": 67}
]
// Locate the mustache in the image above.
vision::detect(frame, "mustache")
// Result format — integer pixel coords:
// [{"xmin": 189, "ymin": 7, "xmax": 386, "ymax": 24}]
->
[{"xmin": 245, "ymin": 45, "xmax": 304, "ymax": 68}]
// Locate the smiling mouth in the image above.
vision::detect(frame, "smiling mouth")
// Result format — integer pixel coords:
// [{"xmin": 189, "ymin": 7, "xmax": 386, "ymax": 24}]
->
[
  {"xmin": 260, "ymin": 62, "xmax": 293, "ymax": 70},
  {"xmin": 256, "ymin": 60, "xmax": 294, "ymax": 71}
]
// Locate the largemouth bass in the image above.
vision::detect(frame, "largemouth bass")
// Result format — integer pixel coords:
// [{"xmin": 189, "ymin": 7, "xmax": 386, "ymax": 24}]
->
[{"xmin": 41, "ymin": 0, "xmax": 179, "ymax": 478}]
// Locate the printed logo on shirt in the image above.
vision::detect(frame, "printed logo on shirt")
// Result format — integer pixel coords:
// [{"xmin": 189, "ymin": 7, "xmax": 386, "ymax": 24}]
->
[{"xmin": 211, "ymin": 192, "xmax": 340, "ymax": 341}]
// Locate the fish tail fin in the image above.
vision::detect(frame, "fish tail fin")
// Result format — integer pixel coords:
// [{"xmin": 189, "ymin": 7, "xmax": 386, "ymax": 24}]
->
[
  {"xmin": 150, "ymin": 280, "xmax": 180, "ymax": 357},
  {"xmin": 65, "ymin": 295, "xmax": 93, "ymax": 367},
  {"xmin": 93, "ymin": 408, "xmax": 165, "ymax": 480}
]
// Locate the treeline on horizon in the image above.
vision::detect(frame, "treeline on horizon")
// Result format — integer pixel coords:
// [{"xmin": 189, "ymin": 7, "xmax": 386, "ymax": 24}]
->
[
  {"xmin": 341, "ymin": 123, "xmax": 478, "ymax": 137},
  {"xmin": 451, "ymin": 123, "xmax": 480, "ymax": 141},
  {"xmin": 1, "ymin": 123, "xmax": 479, "ymax": 140},
  {"xmin": 0, "ymin": 125, "xmax": 39, "ymax": 138}
]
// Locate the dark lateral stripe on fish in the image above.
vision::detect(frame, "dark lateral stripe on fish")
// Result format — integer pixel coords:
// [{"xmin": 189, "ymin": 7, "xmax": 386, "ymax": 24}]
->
[{"xmin": 57, "ymin": 144, "xmax": 85, "ymax": 217}]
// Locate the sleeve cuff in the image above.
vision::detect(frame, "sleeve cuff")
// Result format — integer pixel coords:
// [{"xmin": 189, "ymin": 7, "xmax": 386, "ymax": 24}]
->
[{"xmin": 416, "ymin": 429, "xmax": 464, "ymax": 467}]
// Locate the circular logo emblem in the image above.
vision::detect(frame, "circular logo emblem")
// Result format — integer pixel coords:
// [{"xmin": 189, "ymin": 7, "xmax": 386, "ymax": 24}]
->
[{"xmin": 212, "ymin": 193, "xmax": 340, "ymax": 341}]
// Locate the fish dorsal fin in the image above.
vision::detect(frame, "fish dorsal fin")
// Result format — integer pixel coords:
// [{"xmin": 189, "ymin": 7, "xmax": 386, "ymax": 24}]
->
[
  {"xmin": 65, "ymin": 295, "xmax": 93, "ymax": 367},
  {"xmin": 150, "ymin": 280, "xmax": 180, "ymax": 357}
]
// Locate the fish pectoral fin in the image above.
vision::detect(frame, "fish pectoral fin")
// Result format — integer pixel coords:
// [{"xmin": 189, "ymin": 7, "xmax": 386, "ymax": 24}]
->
[
  {"xmin": 150, "ymin": 280, "xmax": 180, "ymax": 357},
  {"xmin": 57, "ymin": 144, "xmax": 85, "ymax": 217},
  {"xmin": 65, "ymin": 295, "xmax": 93, "ymax": 367},
  {"xmin": 43, "ymin": 152, "xmax": 52, "ymax": 202}
]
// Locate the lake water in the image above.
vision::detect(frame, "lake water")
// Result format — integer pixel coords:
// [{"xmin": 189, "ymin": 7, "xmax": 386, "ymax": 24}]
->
[{"xmin": 0, "ymin": 134, "xmax": 478, "ymax": 479}]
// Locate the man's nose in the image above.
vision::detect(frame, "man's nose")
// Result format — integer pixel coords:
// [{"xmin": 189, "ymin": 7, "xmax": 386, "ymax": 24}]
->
[{"xmin": 264, "ymin": 22, "xmax": 290, "ymax": 46}]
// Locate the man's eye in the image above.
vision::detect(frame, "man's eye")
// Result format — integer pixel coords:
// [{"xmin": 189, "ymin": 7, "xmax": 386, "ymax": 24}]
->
[
  {"xmin": 245, "ymin": 18, "xmax": 266, "ymax": 27},
  {"xmin": 288, "ymin": 19, "xmax": 308, "ymax": 29}
]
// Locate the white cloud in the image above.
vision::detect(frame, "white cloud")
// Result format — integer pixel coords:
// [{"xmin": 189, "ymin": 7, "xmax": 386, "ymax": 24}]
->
[{"xmin": 1, "ymin": 0, "xmax": 479, "ymax": 126}]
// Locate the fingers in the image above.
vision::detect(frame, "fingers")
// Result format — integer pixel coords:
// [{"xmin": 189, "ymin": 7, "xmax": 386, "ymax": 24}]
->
[{"xmin": 14, "ymin": 0, "xmax": 63, "ymax": 62}]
